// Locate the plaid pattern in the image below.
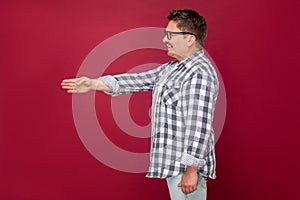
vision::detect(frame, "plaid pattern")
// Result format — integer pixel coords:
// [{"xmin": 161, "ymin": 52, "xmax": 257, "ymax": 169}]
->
[{"xmin": 100, "ymin": 50, "xmax": 219, "ymax": 179}]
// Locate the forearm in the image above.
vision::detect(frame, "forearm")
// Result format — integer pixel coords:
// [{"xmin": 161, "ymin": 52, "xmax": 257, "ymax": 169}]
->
[
  {"xmin": 99, "ymin": 73, "xmax": 155, "ymax": 95},
  {"xmin": 95, "ymin": 79, "xmax": 113, "ymax": 93}
]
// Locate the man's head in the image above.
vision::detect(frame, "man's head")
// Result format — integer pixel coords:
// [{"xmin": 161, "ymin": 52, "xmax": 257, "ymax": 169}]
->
[
  {"xmin": 163, "ymin": 9, "xmax": 208, "ymax": 61},
  {"xmin": 167, "ymin": 9, "xmax": 207, "ymax": 46}
]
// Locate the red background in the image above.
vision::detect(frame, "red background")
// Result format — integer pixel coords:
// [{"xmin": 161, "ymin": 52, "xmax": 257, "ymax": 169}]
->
[{"xmin": 1, "ymin": 0, "xmax": 299, "ymax": 199}]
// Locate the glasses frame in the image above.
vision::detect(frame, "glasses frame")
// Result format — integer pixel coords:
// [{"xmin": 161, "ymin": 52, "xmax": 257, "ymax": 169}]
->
[{"xmin": 164, "ymin": 30, "xmax": 197, "ymax": 40}]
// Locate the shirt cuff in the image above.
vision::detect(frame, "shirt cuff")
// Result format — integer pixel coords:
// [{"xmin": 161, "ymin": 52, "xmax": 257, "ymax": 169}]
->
[
  {"xmin": 99, "ymin": 75, "xmax": 119, "ymax": 95},
  {"xmin": 181, "ymin": 152, "xmax": 206, "ymax": 168}
]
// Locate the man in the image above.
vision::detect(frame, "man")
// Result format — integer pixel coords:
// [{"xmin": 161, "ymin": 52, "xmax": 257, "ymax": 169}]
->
[{"xmin": 61, "ymin": 9, "xmax": 219, "ymax": 200}]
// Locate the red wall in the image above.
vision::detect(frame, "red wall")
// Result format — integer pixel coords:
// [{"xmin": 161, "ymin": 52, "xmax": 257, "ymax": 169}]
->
[{"xmin": 1, "ymin": 0, "xmax": 299, "ymax": 199}]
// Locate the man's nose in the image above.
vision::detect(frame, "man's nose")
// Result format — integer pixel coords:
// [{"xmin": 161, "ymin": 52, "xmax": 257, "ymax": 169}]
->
[{"xmin": 162, "ymin": 34, "xmax": 168, "ymax": 43}]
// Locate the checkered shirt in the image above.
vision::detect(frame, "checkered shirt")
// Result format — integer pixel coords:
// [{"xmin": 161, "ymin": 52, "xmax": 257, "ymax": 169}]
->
[{"xmin": 100, "ymin": 50, "xmax": 219, "ymax": 179}]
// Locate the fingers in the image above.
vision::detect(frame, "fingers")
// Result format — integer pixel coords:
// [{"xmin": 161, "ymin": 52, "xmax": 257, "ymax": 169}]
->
[
  {"xmin": 61, "ymin": 78, "xmax": 77, "ymax": 84},
  {"xmin": 61, "ymin": 78, "xmax": 78, "ymax": 93},
  {"xmin": 182, "ymin": 185, "xmax": 197, "ymax": 195},
  {"xmin": 178, "ymin": 182, "xmax": 197, "ymax": 195},
  {"xmin": 61, "ymin": 79, "xmax": 76, "ymax": 87}
]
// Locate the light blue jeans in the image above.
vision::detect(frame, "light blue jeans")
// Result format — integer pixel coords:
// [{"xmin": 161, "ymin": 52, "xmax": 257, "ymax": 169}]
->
[{"xmin": 166, "ymin": 173, "xmax": 207, "ymax": 200}]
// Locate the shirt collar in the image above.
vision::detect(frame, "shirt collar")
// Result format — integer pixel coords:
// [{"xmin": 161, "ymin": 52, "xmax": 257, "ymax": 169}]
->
[{"xmin": 176, "ymin": 49, "xmax": 204, "ymax": 68}]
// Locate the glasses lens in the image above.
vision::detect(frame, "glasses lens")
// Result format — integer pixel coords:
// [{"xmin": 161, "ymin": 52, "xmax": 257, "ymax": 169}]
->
[{"xmin": 164, "ymin": 30, "xmax": 171, "ymax": 40}]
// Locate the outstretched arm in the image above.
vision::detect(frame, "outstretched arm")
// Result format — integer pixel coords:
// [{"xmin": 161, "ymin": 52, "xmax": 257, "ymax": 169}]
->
[{"xmin": 61, "ymin": 76, "xmax": 112, "ymax": 93}]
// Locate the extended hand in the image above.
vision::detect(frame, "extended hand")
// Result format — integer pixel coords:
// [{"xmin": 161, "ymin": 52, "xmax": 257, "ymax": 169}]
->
[
  {"xmin": 178, "ymin": 167, "xmax": 198, "ymax": 195},
  {"xmin": 61, "ymin": 76, "xmax": 99, "ymax": 93}
]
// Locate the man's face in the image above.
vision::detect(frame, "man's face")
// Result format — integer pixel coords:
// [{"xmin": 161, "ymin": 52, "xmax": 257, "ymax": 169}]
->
[{"xmin": 163, "ymin": 20, "xmax": 189, "ymax": 61}]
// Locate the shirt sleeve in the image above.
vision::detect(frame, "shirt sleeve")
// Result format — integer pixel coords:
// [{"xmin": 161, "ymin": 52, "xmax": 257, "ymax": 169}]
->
[
  {"xmin": 180, "ymin": 71, "xmax": 217, "ymax": 168},
  {"xmin": 99, "ymin": 63, "xmax": 169, "ymax": 96}
]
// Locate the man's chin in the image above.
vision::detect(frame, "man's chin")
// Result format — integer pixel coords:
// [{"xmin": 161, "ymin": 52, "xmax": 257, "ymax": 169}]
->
[
  {"xmin": 167, "ymin": 50, "xmax": 175, "ymax": 57},
  {"xmin": 166, "ymin": 51, "xmax": 181, "ymax": 61}
]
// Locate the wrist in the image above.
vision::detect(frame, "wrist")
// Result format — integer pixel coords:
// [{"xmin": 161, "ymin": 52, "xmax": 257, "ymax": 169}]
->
[
  {"xmin": 186, "ymin": 166, "xmax": 198, "ymax": 174},
  {"xmin": 91, "ymin": 79, "xmax": 99, "ymax": 90}
]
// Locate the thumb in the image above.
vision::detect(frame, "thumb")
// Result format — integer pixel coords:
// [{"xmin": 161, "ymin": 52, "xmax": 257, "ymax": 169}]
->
[{"xmin": 178, "ymin": 182, "xmax": 182, "ymax": 187}]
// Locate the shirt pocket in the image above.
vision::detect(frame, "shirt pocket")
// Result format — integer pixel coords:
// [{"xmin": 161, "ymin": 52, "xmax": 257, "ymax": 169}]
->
[{"xmin": 161, "ymin": 81, "xmax": 181, "ymax": 107}]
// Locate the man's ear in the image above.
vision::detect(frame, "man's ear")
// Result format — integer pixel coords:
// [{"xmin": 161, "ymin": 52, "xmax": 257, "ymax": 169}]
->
[{"xmin": 187, "ymin": 35, "xmax": 196, "ymax": 47}]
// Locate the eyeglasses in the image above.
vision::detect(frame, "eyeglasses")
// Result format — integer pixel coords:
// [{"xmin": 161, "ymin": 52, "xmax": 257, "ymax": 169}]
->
[{"xmin": 164, "ymin": 30, "xmax": 196, "ymax": 40}]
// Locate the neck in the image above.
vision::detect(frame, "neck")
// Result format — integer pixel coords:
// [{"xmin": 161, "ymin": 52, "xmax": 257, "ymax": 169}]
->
[{"xmin": 177, "ymin": 46, "xmax": 201, "ymax": 62}]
